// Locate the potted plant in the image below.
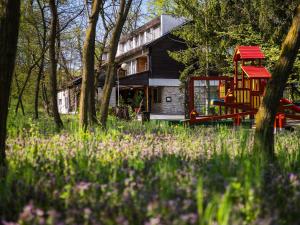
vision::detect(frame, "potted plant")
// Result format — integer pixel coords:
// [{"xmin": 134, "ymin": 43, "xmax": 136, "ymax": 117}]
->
[{"xmin": 133, "ymin": 91, "xmax": 143, "ymax": 114}]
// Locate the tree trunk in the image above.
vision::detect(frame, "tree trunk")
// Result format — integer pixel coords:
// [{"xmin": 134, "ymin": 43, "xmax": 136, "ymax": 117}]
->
[
  {"xmin": 99, "ymin": 0, "xmax": 133, "ymax": 128},
  {"xmin": 89, "ymin": 76, "xmax": 98, "ymax": 124},
  {"xmin": 90, "ymin": 8, "xmax": 111, "ymax": 124},
  {"xmin": 15, "ymin": 61, "xmax": 37, "ymax": 115},
  {"xmin": 49, "ymin": 0, "xmax": 63, "ymax": 129},
  {"xmin": 253, "ymin": 5, "xmax": 300, "ymax": 160},
  {"xmin": 14, "ymin": 75, "xmax": 25, "ymax": 116},
  {"xmin": 34, "ymin": 58, "xmax": 44, "ymax": 119},
  {"xmin": 93, "ymin": 28, "xmax": 110, "ymax": 116},
  {"xmin": 79, "ymin": 0, "xmax": 102, "ymax": 129},
  {"xmin": 42, "ymin": 79, "xmax": 51, "ymax": 116},
  {"xmin": 34, "ymin": 0, "xmax": 47, "ymax": 120},
  {"xmin": 0, "ymin": 0, "xmax": 21, "ymax": 174}
]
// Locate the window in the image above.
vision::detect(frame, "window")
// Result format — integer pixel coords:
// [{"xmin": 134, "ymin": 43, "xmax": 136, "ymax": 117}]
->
[
  {"xmin": 102, "ymin": 53, "xmax": 108, "ymax": 61},
  {"xmin": 127, "ymin": 59, "xmax": 137, "ymax": 75},
  {"xmin": 58, "ymin": 99, "xmax": 62, "ymax": 105},
  {"xmin": 153, "ymin": 87, "xmax": 162, "ymax": 103},
  {"xmin": 146, "ymin": 29, "xmax": 151, "ymax": 42},
  {"xmin": 128, "ymin": 38, "xmax": 133, "ymax": 49},
  {"xmin": 65, "ymin": 97, "xmax": 69, "ymax": 110},
  {"xmin": 127, "ymin": 61, "xmax": 132, "ymax": 74},
  {"xmin": 119, "ymin": 43, "xmax": 124, "ymax": 53},
  {"xmin": 124, "ymin": 42, "xmax": 129, "ymax": 52},
  {"xmin": 153, "ymin": 26, "xmax": 160, "ymax": 39},
  {"xmin": 140, "ymin": 33, "xmax": 144, "ymax": 45},
  {"xmin": 132, "ymin": 60, "xmax": 137, "ymax": 74}
]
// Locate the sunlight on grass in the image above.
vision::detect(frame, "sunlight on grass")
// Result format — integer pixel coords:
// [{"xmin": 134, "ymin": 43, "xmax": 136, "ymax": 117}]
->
[{"xmin": 1, "ymin": 114, "xmax": 300, "ymax": 224}]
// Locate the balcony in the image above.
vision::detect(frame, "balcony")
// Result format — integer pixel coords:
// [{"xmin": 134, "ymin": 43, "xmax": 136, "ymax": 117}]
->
[
  {"xmin": 137, "ymin": 56, "xmax": 148, "ymax": 73},
  {"xmin": 118, "ymin": 56, "xmax": 148, "ymax": 78},
  {"xmin": 119, "ymin": 71, "xmax": 149, "ymax": 86}
]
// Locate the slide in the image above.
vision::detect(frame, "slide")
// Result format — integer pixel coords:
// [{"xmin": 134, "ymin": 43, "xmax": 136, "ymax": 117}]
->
[{"xmin": 280, "ymin": 98, "xmax": 300, "ymax": 113}]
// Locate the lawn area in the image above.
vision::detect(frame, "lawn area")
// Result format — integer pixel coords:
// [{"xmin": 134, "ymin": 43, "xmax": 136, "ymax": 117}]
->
[{"xmin": 1, "ymin": 115, "xmax": 300, "ymax": 225}]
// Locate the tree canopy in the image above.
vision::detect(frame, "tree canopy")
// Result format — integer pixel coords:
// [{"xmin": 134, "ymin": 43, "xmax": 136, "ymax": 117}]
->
[{"xmin": 150, "ymin": 0, "xmax": 300, "ymax": 97}]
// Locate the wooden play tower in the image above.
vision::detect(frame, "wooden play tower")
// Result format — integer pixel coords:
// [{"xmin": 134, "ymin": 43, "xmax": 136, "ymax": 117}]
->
[{"xmin": 188, "ymin": 46, "xmax": 300, "ymax": 127}]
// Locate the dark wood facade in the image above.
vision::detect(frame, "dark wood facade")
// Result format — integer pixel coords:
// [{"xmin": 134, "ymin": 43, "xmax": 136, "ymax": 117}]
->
[
  {"xmin": 148, "ymin": 34, "xmax": 186, "ymax": 79},
  {"xmin": 119, "ymin": 71, "xmax": 149, "ymax": 86},
  {"xmin": 118, "ymin": 33, "xmax": 187, "ymax": 86}
]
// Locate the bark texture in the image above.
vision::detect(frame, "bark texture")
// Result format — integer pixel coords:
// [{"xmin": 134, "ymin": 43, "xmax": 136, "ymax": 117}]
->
[
  {"xmin": 49, "ymin": 0, "xmax": 63, "ymax": 129},
  {"xmin": 92, "ymin": 11, "xmax": 110, "ymax": 122},
  {"xmin": 34, "ymin": 56, "xmax": 45, "ymax": 119},
  {"xmin": 79, "ymin": 0, "xmax": 102, "ymax": 129},
  {"xmin": 99, "ymin": 0, "xmax": 133, "ymax": 128},
  {"xmin": 15, "ymin": 57, "xmax": 40, "ymax": 115},
  {"xmin": 254, "ymin": 5, "xmax": 300, "ymax": 159},
  {"xmin": 0, "ymin": 0, "xmax": 21, "ymax": 173},
  {"xmin": 34, "ymin": 0, "xmax": 47, "ymax": 119}
]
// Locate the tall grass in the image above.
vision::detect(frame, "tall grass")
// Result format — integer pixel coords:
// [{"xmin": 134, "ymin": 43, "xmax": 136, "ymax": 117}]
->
[{"xmin": 1, "ymin": 114, "xmax": 300, "ymax": 224}]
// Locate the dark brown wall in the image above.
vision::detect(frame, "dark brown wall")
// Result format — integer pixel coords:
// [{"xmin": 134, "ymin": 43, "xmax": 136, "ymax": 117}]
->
[{"xmin": 149, "ymin": 34, "xmax": 186, "ymax": 79}]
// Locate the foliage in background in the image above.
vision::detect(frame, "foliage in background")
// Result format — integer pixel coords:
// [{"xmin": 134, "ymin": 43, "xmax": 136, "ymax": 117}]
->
[
  {"xmin": 146, "ymin": 0, "xmax": 174, "ymax": 17},
  {"xmin": 151, "ymin": 0, "xmax": 300, "ymax": 100}
]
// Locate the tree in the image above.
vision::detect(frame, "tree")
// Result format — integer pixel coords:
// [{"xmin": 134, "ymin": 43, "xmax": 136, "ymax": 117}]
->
[
  {"xmin": 34, "ymin": 0, "xmax": 47, "ymax": 119},
  {"xmin": 254, "ymin": 4, "xmax": 300, "ymax": 160},
  {"xmin": 147, "ymin": 0, "xmax": 174, "ymax": 17},
  {"xmin": 99, "ymin": 0, "xmax": 133, "ymax": 128},
  {"xmin": 159, "ymin": 0, "xmax": 299, "ymax": 116},
  {"xmin": 7, "ymin": 0, "xmax": 84, "ymax": 121},
  {"xmin": 79, "ymin": 0, "xmax": 102, "ymax": 129},
  {"xmin": 93, "ymin": 5, "xmax": 113, "ymax": 120},
  {"xmin": 0, "ymin": 0, "xmax": 21, "ymax": 173},
  {"xmin": 168, "ymin": 0, "xmax": 227, "ymax": 115},
  {"xmin": 49, "ymin": 0, "xmax": 63, "ymax": 129}
]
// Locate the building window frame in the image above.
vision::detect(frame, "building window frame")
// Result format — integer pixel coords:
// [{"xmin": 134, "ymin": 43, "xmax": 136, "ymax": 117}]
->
[{"xmin": 153, "ymin": 87, "xmax": 162, "ymax": 103}]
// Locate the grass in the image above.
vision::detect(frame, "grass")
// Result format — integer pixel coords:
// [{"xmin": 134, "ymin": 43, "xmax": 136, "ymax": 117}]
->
[{"xmin": 1, "ymin": 113, "xmax": 300, "ymax": 224}]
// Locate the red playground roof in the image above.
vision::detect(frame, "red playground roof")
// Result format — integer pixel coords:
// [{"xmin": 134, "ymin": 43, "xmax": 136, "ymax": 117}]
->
[
  {"xmin": 241, "ymin": 66, "xmax": 271, "ymax": 78},
  {"xmin": 234, "ymin": 46, "xmax": 265, "ymax": 61}
]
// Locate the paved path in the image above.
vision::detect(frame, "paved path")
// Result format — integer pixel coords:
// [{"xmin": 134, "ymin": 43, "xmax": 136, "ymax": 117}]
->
[{"xmin": 137, "ymin": 114, "xmax": 185, "ymax": 121}]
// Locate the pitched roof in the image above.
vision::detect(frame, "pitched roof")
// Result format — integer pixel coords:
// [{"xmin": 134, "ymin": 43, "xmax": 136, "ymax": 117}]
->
[
  {"xmin": 234, "ymin": 46, "xmax": 265, "ymax": 61},
  {"xmin": 241, "ymin": 66, "xmax": 271, "ymax": 78}
]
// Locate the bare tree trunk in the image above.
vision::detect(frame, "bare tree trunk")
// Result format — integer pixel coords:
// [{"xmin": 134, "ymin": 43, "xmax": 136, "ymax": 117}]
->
[
  {"xmin": 253, "ymin": 5, "xmax": 300, "ymax": 160},
  {"xmin": 91, "ymin": 31, "xmax": 109, "ymax": 119},
  {"xmin": 42, "ymin": 79, "xmax": 50, "ymax": 115},
  {"xmin": 60, "ymin": 50, "xmax": 73, "ymax": 80},
  {"xmin": 99, "ymin": 0, "xmax": 133, "ymax": 128},
  {"xmin": 76, "ymin": 29, "xmax": 83, "ymax": 73},
  {"xmin": 0, "ymin": 0, "xmax": 21, "ymax": 174},
  {"xmin": 89, "ymin": 75, "xmax": 98, "ymax": 124},
  {"xmin": 49, "ymin": 0, "xmax": 63, "ymax": 129},
  {"xmin": 79, "ymin": 0, "xmax": 102, "ymax": 129},
  {"xmin": 90, "ymin": 9, "xmax": 111, "ymax": 122},
  {"xmin": 14, "ymin": 75, "xmax": 25, "ymax": 116},
  {"xmin": 34, "ymin": 0, "xmax": 47, "ymax": 120},
  {"xmin": 34, "ymin": 58, "xmax": 44, "ymax": 119},
  {"xmin": 15, "ymin": 60, "xmax": 38, "ymax": 114}
]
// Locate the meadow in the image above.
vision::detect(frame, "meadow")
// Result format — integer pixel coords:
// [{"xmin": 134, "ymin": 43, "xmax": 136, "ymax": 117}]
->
[{"xmin": 1, "ymin": 115, "xmax": 300, "ymax": 225}]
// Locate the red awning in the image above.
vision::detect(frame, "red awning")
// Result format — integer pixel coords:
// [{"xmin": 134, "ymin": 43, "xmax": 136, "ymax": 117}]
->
[
  {"xmin": 241, "ymin": 66, "xmax": 271, "ymax": 78},
  {"xmin": 234, "ymin": 46, "xmax": 265, "ymax": 61}
]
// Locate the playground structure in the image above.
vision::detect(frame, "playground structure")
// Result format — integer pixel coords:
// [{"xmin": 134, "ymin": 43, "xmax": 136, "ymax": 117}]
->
[{"xmin": 188, "ymin": 46, "xmax": 300, "ymax": 128}]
